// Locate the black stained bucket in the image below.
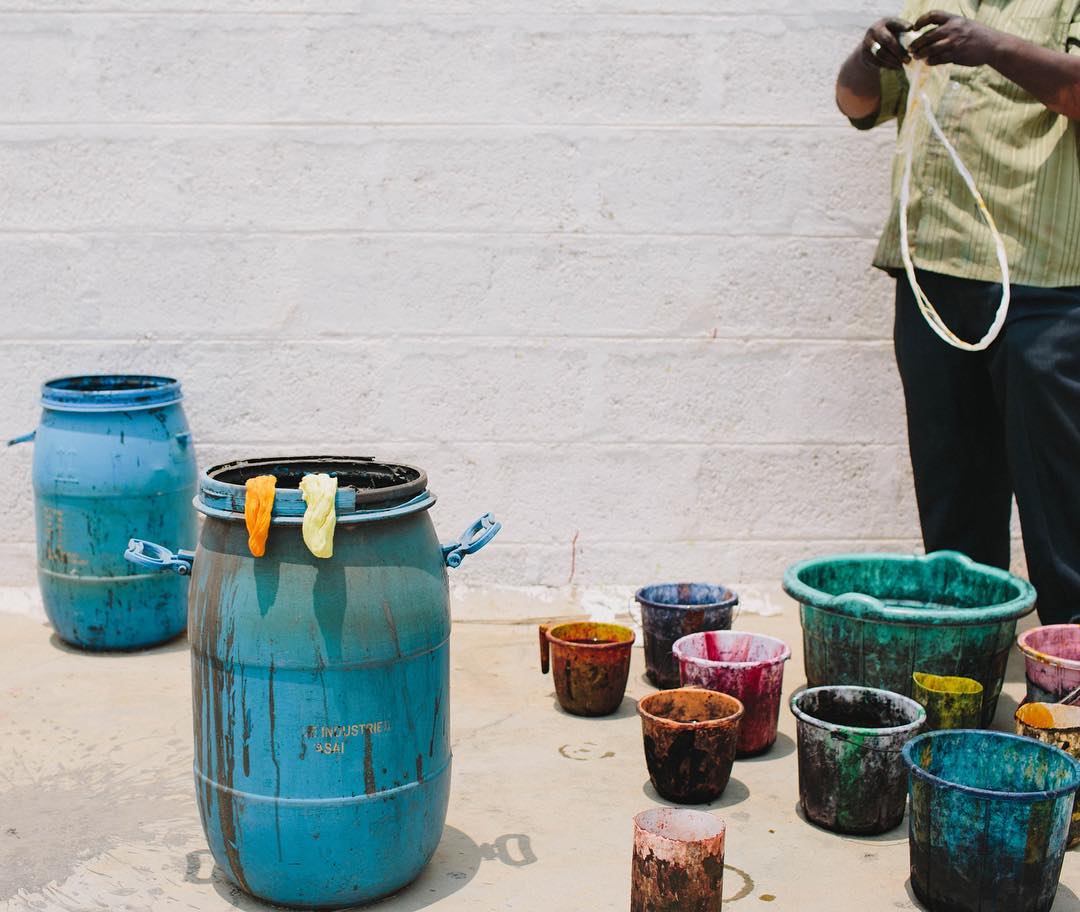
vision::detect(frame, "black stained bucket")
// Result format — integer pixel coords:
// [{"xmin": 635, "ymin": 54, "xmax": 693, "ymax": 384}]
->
[
  {"xmin": 635, "ymin": 583, "xmax": 738, "ymax": 689},
  {"xmin": 790, "ymin": 686, "xmax": 925, "ymax": 835}
]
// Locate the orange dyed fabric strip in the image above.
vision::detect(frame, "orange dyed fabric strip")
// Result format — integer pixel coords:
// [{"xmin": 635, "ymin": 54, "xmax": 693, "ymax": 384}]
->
[{"xmin": 245, "ymin": 475, "xmax": 278, "ymax": 557}]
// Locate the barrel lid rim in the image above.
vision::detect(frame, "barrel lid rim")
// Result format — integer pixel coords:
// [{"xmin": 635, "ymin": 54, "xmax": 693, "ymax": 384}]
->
[
  {"xmin": 789, "ymin": 684, "xmax": 926, "ymax": 738},
  {"xmin": 637, "ymin": 687, "xmax": 745, "ymax": 729},
  {"xmin": 902, "ymin": 729, "xmax": 1080, "ymax": 801},
  {"xmin": 41, "ymin": 374, "xmax": 183, "ymax": 412},
  {"xmin": 196, "ymin": 455, "xmax": 430, "ymax": 522}
]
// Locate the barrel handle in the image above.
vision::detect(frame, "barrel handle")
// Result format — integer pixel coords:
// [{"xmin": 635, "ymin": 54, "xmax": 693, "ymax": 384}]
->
[
  {"xmin": 125, "ymin": 538, "xmax": 195, "ymax": 576},
  {"xmin": 6, "ymin": 430, "xmax": 35, "ymax": 447},
  {"xmin": 539, "ymin": 624, "xmax": 551, "ymax": 675},
  {"xmin": 442, "ymin": 513, "xmax": 501, "ymax": 569}
]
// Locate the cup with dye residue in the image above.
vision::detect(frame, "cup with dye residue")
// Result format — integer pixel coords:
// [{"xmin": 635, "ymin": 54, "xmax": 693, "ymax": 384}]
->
[
  {"xmin": 912, "ymin": 672, "xmax": 984, "ymax": 730},
  {"xmin": 539, "ymin": 621, "xmax": 635, "ymax": 716},
  {"xmin": 790, "ymin": 685, "xmax": 925, "ymax": 835},
  {"xmin": 674, "ymin": 631, "xmax": 791, "ymax": 756},
  {"xmin": 630, "ymin": 808, "xmax": 725, "ymax": 912},
  {"xmin": 1017, "ymin": 624, "xmax": 1080, "ymax": 703},
  {"xmin": 638, "ymin": 688, "xmax": 744, "ymax": 804},
  {"xmin": 635, "ymin": 583, "xmax": 738, "ymax": 689},
  {"xmin": 1015, "ymin": 701, "xmax": 1080, "ymax": 848}
]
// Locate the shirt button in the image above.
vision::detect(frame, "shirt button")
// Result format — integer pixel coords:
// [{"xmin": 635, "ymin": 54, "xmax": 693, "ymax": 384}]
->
[{"xmin": 926, "ymin": 187, "xmax": 936, "ymax": 196}]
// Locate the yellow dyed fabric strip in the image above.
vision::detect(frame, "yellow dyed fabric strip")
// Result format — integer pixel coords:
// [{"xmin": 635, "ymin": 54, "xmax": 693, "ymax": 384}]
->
[
  {"xmin": 300, "ymin": 473, "xmax": 338, "ymax": 559},
  {"xmin": 245, "ymin": 475, "xmax": 277, "ymax": 558}
]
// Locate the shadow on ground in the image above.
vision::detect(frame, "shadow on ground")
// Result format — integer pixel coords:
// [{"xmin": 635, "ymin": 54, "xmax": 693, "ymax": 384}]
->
[{"xmin": 196, "ymin": 825, "xmax": 536, "ymax": 912}]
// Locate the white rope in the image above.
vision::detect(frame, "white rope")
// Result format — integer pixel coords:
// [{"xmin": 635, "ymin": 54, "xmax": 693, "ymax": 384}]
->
[{"xmin": 898, "ymin": 59, "xmax": 1011, "ymax": 351}]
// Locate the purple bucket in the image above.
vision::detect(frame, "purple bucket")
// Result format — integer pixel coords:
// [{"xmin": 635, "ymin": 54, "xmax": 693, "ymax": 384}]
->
[
  {"xmin": 1018, "ymin": 624, "xmax": 1080, "ymax": 703},
  {"xmin": 673, "ymin": 631, "xmax": 791, "ymax": 756}
]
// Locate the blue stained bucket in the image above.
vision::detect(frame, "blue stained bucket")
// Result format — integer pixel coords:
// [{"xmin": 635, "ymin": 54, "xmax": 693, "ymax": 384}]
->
[
  {"xmin": 903, "ymin": 730, "xmax": 1080, "ymax": 912},
  {"xmin": 635, "ymin": 583, "xmax": 737, "ymax": 689}
]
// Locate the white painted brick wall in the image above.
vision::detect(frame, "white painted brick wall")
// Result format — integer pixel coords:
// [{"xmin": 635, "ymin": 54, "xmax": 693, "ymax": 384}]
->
[{"xmin": 0, "ymin": 2, "xmax": 1016, "ymax": 601}]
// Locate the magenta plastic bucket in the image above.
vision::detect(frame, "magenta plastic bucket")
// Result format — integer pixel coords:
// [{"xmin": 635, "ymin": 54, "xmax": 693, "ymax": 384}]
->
[
  {"xmin": 1018, "ymin": 625, "xmax": 1080, "ymax": 703},
  {"xmin": 673, "ymin": 631, "xmax": 792, "ymax": 756}
]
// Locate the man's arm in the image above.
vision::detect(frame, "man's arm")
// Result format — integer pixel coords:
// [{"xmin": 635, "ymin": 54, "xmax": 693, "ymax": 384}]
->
[
  {"xmin": 837, "ymin": 17, "xmax": 912, "ymax": 121},
  {"xmin": 910, "ymin": 11, "xmax": 1080, "ymax": 119}
]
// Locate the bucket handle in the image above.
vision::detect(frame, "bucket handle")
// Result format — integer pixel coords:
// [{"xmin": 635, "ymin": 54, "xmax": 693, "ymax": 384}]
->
[
  {"xmin": 125, "ymin": 538, "xmax": 196, "ymax": 576},
  {"xmin": 539, "ymin": 624, "xmax": 551, "ymax": 674},
  {"xmin": 442, "ymin": 513, "xmax": 502, "ymax": 569},
  {"xmin": 6, "ymin": 430, "xmax": 35, "ymax": 447}
]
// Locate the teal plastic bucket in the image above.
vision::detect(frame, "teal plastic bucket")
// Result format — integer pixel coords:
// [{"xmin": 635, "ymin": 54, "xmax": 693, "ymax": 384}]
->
[
  {"xmin": 783, "ymin": 551, "xmax": 1035, "ymax": 726},
  {"xmin": 903, "ymin": 730, "xmax": 1080, "ymax": 912}
]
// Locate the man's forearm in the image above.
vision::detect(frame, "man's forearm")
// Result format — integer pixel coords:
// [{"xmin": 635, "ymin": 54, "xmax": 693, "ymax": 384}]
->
[
  {"xmin": 989, "ymin": 34, "xmax": 1080, "ymax": 119},
  {"xmin": 837, "ymin": 48, "xmax": 884, "ymax": 119}
]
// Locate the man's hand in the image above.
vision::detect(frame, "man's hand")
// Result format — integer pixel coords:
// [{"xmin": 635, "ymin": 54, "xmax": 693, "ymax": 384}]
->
[
  {"xmin": 862, "ymin": 17, "xmax": 913, "ymax": 70},
  {"xmin": 909, "ymin": 11, "xmax": 1005, "ymax": 67}
]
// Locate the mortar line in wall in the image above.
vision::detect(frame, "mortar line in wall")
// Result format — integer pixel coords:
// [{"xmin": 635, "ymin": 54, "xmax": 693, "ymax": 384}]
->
[
  {"xmin": 0, "ymin": 229, "xmax": 882, "ymax": 240},
  {"xmin": 0, "ymin": 8, "xmax": 888, "ymax": 19},
  {"xmin": 184, "ymin": 440, "xmax": 908, "ymax": 448},
  {"xmin": 0, "ymin": 336, "xmax": 897, "ymax": 347},
  {"xmin": 0, "ymin": 121, "xmax": 852, "ymax": 129}
]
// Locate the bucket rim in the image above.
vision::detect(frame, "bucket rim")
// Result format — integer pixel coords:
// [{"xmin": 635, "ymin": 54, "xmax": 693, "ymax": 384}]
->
[
  {"xmin": 672, "ymin": 630, "xmax": 791, "ymax": 669},
  {"xmin": 790, "ymin": 685, "xmax": 926, "ymax": 738},
  {"xmin": 902, "ymin": 729, "xmax": 1080, "ymax": 802},
  {"xmin": 911, "ymin": 672, "xmax": 984, "ymax": 696},
  {"xmin": 632, "ymin": 807, "xmax": 726, "ymax": 844},
  {"xmin": 544, "ymin": 621, "xmax": 636, "ymax": 650},
  {"xmin": 40, "ymin": 374, "xmax": 182, "ymax": 412},
  {"xmin": 634, "ymin": 582, "xmax": 738, "ymax": 611},
  {"xmin": 1017, "ymin": 624, "xmax": 1080, "ymax": 672},
  {"xmin": 195, "ymin": 456, "xmax": 432, "ymax": 525},
  {"xmin": 782, "ymin": 550, "xmax": 1036, "ymax": 626},
  {"xmin": 637, "ymin": 687, "xmax": 745, "ymax": 730}
]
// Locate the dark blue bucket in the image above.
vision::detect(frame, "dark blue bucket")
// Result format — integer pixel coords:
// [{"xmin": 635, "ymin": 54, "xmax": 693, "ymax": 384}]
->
[
  {"xmin": 903, "ymin": 730, "xmax": 1080, "ymax": 912},
  {"xmin": 635, "ymin": 583, "xmax": 738, "ymax": 689}
]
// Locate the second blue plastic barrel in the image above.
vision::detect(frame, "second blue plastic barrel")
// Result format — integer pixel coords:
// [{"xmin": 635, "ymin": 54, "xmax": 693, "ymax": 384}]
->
[
  {"xmin": 15, "ymin": 375, "xmax": 197, "ymax": 650},
  {"xmin": 903, "ymin": 730, "xmax": 1080, "ymax": 912}
]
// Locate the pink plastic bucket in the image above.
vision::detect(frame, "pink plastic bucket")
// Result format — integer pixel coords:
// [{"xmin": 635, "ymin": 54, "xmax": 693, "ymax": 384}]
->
[
  {"xmin": 673, "ymin": 631, "xmax": 791, "ymax": 756},
  {"xmin": 1017, "ymin": 624, "xmax": 1080, "ymax": 703}
]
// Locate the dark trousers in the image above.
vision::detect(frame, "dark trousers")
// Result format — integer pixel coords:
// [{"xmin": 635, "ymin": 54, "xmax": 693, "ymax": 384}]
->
[{"xmin": 895, "ymin": 270, "xmax": 1080, "ymax": 625}]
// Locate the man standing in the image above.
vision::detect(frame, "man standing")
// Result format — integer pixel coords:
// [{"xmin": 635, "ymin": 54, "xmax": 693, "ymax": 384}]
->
[{"xmin": 836, "ymin": 4, "xmax": 1080, "ymax": 623}]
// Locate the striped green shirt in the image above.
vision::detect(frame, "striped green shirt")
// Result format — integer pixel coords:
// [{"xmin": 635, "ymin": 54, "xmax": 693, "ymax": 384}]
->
[{"xmin": 857, "ymin": 0, "xmax": 1080, "ymax": 287}]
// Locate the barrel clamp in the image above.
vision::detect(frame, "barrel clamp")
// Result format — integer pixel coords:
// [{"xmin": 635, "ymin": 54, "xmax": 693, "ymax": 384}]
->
[
  {"xmin": 442, "ymin": 513, "xmax": 501, "ymax": 569},
  {"xmin": 125, "ymin": 539, "xmax": 196, "ymax": 576}
]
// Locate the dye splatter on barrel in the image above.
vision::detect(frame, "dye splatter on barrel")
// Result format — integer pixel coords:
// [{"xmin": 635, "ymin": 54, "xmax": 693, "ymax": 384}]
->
[
  {"xmin": 10, "ymin": 375, "xmax": 197, "ymax": 650},
  {"xmin": 630, "ymin": 808, "xmax": 725, "ymax": 912},
  {"xmin": 126, "ymin": 456, "xmax": 500, "ymax": 909}
]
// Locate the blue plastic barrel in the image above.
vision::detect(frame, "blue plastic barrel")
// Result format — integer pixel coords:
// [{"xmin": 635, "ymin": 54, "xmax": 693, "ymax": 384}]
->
[
  {"xmin": 9, "ymin": 375, "xmax": 197, "ymax": 650},
  {"xmin": 126, "ymin": 456, "xmax": 500, "ymax": 908},
  {"xmin": 903, "ymin": 730, "xmax": 1080, "ymax": 912}
]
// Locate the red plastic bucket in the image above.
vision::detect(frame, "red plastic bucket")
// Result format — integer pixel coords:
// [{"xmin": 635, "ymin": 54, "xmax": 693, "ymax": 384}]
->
[
  {"xmin": 1017, "ymin": 624, "xmax": 1080, "ymax": 703},
  {"xmin": 673, "ymin": 631, "xmax": 791, "ymax": 756}
]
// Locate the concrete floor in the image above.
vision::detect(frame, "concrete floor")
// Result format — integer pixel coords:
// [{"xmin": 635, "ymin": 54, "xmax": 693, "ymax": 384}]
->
[{"xmin": 0, "ymin": 603, "xmax": 1077, "ymax": 912}]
